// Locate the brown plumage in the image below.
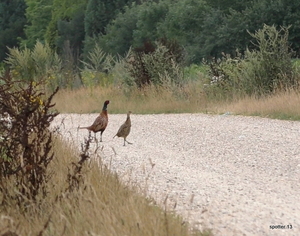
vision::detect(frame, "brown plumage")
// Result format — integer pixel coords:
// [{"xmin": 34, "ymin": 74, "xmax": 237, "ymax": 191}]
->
[
  {"xmin": 79, "ymin": 100, "xmax": 109, "ymax": 142},
  {"xmin": 114, "ymin": 111, "xmax": 132, "ymax": 146}
]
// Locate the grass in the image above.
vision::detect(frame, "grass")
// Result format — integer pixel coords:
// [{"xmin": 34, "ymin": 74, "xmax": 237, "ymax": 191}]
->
[
  {"xmin": 0, "ymin": 135, "xmax": 210, "ymax": 236},
  {"xmin": 53, "ymin": 82, "xmax": 217, "ymax": 114},
  {"xmin": 53, "ymin": 83, "xmax": 300, "ymax": 120},
  {"xmin": 216, "ymin": 89, "xmax": 300, "ymax": 120}
]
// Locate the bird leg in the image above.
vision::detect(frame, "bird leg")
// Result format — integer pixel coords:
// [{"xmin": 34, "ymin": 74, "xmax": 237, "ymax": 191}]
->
[
  {"xmin": 125, "ymin": 138, "xmax": 132, "ymax": 145},
  {"xmin": 94, "ymin": 132, "xmax": 98, "ymax": 143}
]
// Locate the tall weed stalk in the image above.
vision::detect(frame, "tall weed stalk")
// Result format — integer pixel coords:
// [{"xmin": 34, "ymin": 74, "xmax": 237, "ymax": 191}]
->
[{"xmin": 0, "ymin": 70, "xmax": 59, "ymax": 208}]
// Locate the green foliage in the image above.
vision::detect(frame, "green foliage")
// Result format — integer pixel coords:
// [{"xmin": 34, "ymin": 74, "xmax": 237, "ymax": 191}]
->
[
  {"xmin": 204, "ymin": 0, "xmax": 253, "ymax": 13},
  {"xmin": 206, "ymin": 25, "xmax": 297, "ymax": 97},
  {"xmin": 82, "ymin": 44, "xmax": 112, "ymax": 72},
  {"xmin": 0, "ymin": 0, "xmax": 26, "ymax": 62},
  {"xmin": 142, "ymin": 43, "xmax": 184, "ymax": 86},
  {"xmin": 5, "ymin": 42, "xmax": 62, "ymax": 90},
  {"xmin": 44, "ymin": 19, "xmax": 58, "ymax": 50},
  {"xmin": 85, "ymin": 0, "xmax": 107, "ymax": 37},
  {"xmin": 4, "ymin": 0, "xmax": 300, "ymax": 77},
  {"xmin": 282, "ymin": 0, "xmax": 300, "ymax": 55},
  {"xmin": 82, "ymin": 0, "xmax": 300, "ymax": 62},
  {"xmin": 157, "ymin": 0, "xmax": 210, "ymax": 63},
  {"xmin": 81, "ymin": 70, "xmax": 114, "ymax": 87},
  {"xmin": 184, "ymin": 64, "xmax": 209, "ymax": 81},
  {"xmin": 98, "ymin": 0, "xmax": 169, "ymax": 57},
  {"xmin": 195, "ymin": 8, "xmax": 226, "ymax": 59},
  {"xmin": 97, "ymin": 3, "xmax": 139, "ymax": 56},
  {"xmin": 56, "ymin": 8, "xmax": 85, "ymax": 63},
  {"xmin": 244, "ymin": 25, "xmax": 295, "ymax": 93},
  {"xmin": 83, "ymin": 0, "xmax": 135, "ymax": 59},
  {"xmin": 85, "ymin": 0, "xmax": 134, "ymax": 37},
  {"xmin": 126, "ymin": 40, "xmax": 185, "ymax": 87},
  {"xmin": 108, "ymin": 49, "xmax": 134, "ymax": 85},
  {"xmin": 205, "ymin": 0, "xmax": 300, "ymax": 59},
  {"xmin": 81, "ymin": 44, "xmax": 114, "ymax": 87},
  {"xmin": 45, "ymin": 0, "xmax": 87, "ymax": 51},
  {"xmin": 21, "ymin": 0, "xmax": 53, "ymax": 49},
  {"xmin": 132, "ymin": 0, "xmax": 169, "ymax": 45}
]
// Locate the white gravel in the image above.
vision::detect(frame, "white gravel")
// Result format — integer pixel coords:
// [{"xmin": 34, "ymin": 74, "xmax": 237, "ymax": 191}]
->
[{"xmin": 52, "ymin": 113, "xmax": 300, "ymax": 236}]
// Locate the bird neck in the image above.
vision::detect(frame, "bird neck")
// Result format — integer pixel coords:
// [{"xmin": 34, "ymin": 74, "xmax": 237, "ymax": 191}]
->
[
  {"xmin": 101, "ymin": 110, "xmax": 108, "ymax": 116},
  {"xmin": 101, "ymin": 104, "xmax": 108, "ymax": 116},
  {"xmin": 126, "ymin": 114, "xmax": 131, "ymax": 123},
  {"xmin": 102, "ymin": 103, "xmax": 108, "ymax": 111}
]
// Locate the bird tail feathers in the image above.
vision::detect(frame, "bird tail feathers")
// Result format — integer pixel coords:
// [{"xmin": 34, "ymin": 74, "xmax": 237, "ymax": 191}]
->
[{"xmin": 78, "ymin": 126, "xmax": 89, "ymax": 130}]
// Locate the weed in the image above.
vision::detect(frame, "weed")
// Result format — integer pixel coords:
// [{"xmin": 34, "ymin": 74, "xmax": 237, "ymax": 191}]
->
[{"xmin": 0, "ymin": 70, "xmax": 59, "ymax": 208}]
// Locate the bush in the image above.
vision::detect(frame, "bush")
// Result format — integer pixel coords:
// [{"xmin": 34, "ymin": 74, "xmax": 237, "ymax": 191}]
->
[
  {"xmin": 206, "ymin": 25, "xmax": 298, "ymax": 97},
  {"xmin": 245, "ymin": 24, "xmax": 296, "ymax": 93},
  {"xmin": 80, "ymin": 44, "xmax": 114, "ymax": 87},
  {"xmin": 4, "ymin": 42, "xmax": 62, "ymax": 91},
  {"xmin": 126, "ymin": 39, "xmax": 185, "ymax": 88},
  {"xmin": 0, "ymin": 70, "xmax": 59, "ymax": 208}
]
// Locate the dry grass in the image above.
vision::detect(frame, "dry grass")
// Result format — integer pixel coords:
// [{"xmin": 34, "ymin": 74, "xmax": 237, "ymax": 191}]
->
[
  {"xmin": 214, "ymin": 89, "xmax": 300, "ymax": 120},
  {"xmin": 54, "ymin": 83, "xmax": 300, "ymax": 120},
  {"xmin": 53, "ymin": 83, "xmax": 213, "ymax": 114},
  {"xmin": 0, "ymin": 135, "xmax": 210, "ymax": 236}
]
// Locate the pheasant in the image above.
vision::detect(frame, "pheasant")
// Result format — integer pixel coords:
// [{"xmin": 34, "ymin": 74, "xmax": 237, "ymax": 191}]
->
[
  {"xmin": 78, "ymin": 100, "xmax": 110, "ymax": 142},
  {"xmin": 114, "ymin": 111, "xmax": 132, "ymax": 146}
]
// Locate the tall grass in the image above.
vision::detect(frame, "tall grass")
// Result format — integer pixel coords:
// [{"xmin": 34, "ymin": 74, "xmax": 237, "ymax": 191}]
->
[
  {"xmin": 216, "ymin": 89, "xmax": 300, "ymax": 120},
  {"xmin": 0, "ymin": 135, "xmax": 209, "ymax": 236},
  {"xmin": 53, "ymin": 82, "xmax": 300, "ymax": 120},
  {"xmin": 53, "ymin": 82, "xmax": 213, "ymax": 114}
]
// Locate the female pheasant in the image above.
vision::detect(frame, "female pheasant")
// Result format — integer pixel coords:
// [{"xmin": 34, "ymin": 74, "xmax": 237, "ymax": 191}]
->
[
  {"xmin": 79, "ymin": 100, "xmax": 109, "ymax": 142},
  {"xmin": 113, "ymin": 111, "xmax": 132, "ymax": 146}
]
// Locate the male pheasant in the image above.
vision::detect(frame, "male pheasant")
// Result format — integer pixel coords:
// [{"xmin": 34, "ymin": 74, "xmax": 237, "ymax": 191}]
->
[{"xmin": 79, "ymin": 100, "xmax": 109, "ymax": 142}]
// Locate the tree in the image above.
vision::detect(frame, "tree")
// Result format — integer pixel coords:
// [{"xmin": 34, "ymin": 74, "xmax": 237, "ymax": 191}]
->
[
  {"xmin": 196, "ymin": 8, "xmax": 227, "ymax": 59},
  {"xmin": 96, "ymin": 1, "xmax": 169, "ymax": 57},
  {"xmin": 0, "ymin": 0, "xmax": 26, "ymax": 62},
  {"xmin": 204, "ymin": 0, "xmax": 253, "ymax": 12},
  {"xmin": 157, "ymin": 0, "xmax": 211, "ymax": 63},
  {"xmin": 56, "ymin": 9, "xmax": 86, "ymax": 63},
  {"xmin": 96, "ymin": 4, "xmax": 139, "ymax": 56},
  {"xmin": 45, "ymin": 0, "xmax": 87, "ymax": 50},
  {"xmin": 222, "ymin": 0, "xmax": 300, "ymax": 57},
  {"xmin": 83, "ymin": 0, "xmax": 135, "ymax": 58},
  {"xmin": 84, "ymin": 0, "xmax": 134, "ymax": 37},
  {"xmin": 21, "ymin": 0, "xmax": 53, "ymax": 49},
  {"xmin": 196, "ymin": 0, "xmax": 300, "ymax": 60},
  {"xmin": 133, "ymin": 0, "xmax": 169, "ymax": 46},
  {"xmin": 283, "ymin": 2, "xmax": 300, "ymax": 55}
]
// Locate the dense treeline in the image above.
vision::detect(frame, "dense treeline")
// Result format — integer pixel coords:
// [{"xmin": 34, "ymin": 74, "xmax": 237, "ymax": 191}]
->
[{"xmin": 1, "ymin": 0, "xmax": 300, "ymax": 65}]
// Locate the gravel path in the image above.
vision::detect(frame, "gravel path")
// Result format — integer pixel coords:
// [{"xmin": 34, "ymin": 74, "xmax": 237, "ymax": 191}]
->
[{"xmin": 52, "ymin": 113, "xmax": 300, "ymax": 236}]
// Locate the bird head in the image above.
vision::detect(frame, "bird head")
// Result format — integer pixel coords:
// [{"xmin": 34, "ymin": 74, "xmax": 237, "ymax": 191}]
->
[{"xmin": 102, "ymin": 100, "xmax": 110, "ymax": 111}]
